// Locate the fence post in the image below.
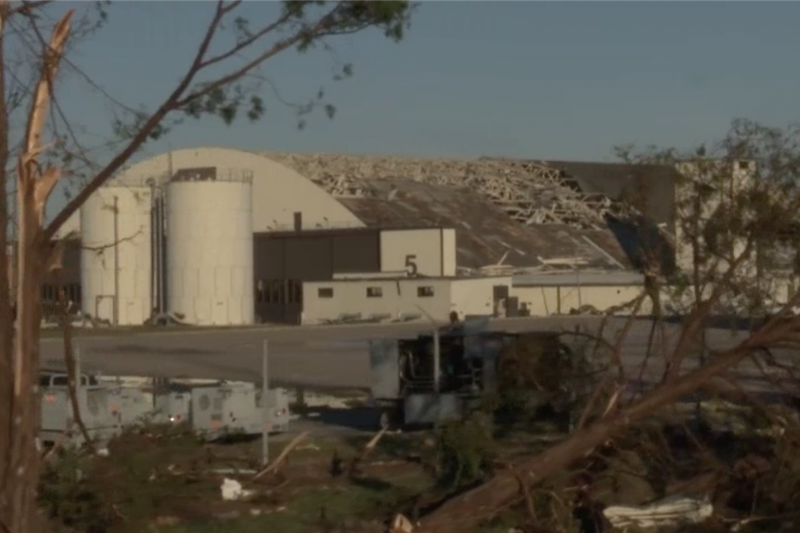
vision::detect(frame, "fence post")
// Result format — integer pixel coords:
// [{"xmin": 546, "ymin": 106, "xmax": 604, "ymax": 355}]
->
[{"xmin": 261, "ymin": 339, "xmax": 269, "ymax": 466}]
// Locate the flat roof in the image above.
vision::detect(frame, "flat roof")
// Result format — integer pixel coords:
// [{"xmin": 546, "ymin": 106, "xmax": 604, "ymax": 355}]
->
[
  {"xmin": 307, "ymin": 275, "xmax": 512, "ymax": 284},
  {"xmin": 253, "ymin": 225, "xmax": 453, "ymax": 239},
  {"xmin": 512, "ymin": 271, "xmax": 645, "ymax": 287}
]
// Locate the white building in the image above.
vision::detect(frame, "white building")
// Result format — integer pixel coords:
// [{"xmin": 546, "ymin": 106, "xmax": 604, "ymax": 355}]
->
[
  {"xmin": 57, "ymin": 147, "xmax": 691, "ymax": 326},
  {"xmin": 510, "ymin": 271, "xmax": 650, "ymax": 316},
  {"xmin": 302, "ymin": 276, "xmax": 512, "ymax": 325}
]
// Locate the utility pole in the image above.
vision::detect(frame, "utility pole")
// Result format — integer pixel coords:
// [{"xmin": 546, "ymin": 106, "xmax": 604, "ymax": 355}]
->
[{"xmin": 261, "ymin": 339, "xmax": 269, "ymax": 466}]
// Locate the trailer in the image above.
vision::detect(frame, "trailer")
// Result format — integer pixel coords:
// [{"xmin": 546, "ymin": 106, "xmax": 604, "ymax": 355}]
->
[
  {"xmin": 39, "ymin": 370, "xmax": 121, "ymax": 448},
  {"xmin": 368, "ymin": 318, "xmax": 588, "ymax": 429},
  {"xmin": 40, "ymin": 370, "xmax": 291, "ymax": 447},
  {"xmin": 187, "ymin": 381, "xmax": 290, "ymax": 440}
]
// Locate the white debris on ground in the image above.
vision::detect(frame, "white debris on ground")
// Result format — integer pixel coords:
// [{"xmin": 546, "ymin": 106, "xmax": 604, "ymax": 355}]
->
[
  {"xmin": 293, "ymin": 390, "xmax": 367, "ymax": 410},
  {"xmin": 603, "ymin": 495, "xmax": 713, "ymax": 529},
  {"xmin": 220, "ymin": 478, "xmax": 254, "ymax": 501}
]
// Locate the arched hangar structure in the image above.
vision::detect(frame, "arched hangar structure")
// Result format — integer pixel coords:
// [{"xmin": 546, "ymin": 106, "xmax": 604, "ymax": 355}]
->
[
  {"xmin": 57, "ymin": 147, "xmax": 679, "ymax": 326},
  {"xmin": 70, "ymin": 147, "xmax": 366, "ymax": 326},
  {"xmin": 119, "ymin": 147, "xmax": 366, "ymax": 232}
]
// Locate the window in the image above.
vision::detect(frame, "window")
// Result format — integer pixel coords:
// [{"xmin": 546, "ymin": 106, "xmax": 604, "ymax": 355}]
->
[
  {"xmin": 366, "ymin": 286, "xmax": 383, "ymax": 298},
  {"xmin": 318, "ymin": 287, "xmax": 334, "ymax": 298},
  {"xmin": 417, "ymin": 286, "xmax": 435, "ymax": 298}
]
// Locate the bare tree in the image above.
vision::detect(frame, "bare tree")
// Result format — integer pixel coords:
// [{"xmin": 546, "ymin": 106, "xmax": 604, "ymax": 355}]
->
[
  {"xmin": 399, "ymin": 121, "xmax": 800, "ymax": 532},
  {"xmin": 0, "ymin": 1, "xmax": 415, "ymax": 530}
]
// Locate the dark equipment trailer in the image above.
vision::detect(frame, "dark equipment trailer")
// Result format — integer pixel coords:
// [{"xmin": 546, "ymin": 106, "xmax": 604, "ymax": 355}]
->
[{"xmin": 368, "ymin": 318, "xmax": 584, "ymax": 429}]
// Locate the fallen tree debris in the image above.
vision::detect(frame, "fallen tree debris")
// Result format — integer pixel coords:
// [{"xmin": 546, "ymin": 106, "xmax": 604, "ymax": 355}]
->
[
  {"xmin": 349, "ymin": 427, "xmax": 389, "ymax": 476},
  {"xmin": 252, "ymin": 431, "xmax": 310, "ymax": 481},
  {"xmin": 603, "ymin": 495, "xmax": 714, "ymax": 530}
]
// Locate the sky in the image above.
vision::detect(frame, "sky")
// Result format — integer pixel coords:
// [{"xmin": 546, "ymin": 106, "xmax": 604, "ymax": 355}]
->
[{"xmin": 36, "ymin": 0, "xmax": 800, "ymax": 208}]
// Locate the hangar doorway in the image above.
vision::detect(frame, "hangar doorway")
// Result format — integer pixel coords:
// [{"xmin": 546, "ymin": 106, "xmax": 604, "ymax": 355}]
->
[{"xmin": 255, "ymin": 278, "xmax": 303, "ymax": 324}]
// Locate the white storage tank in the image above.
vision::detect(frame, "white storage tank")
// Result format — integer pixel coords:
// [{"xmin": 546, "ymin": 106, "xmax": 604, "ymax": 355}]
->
[
  {"xmin": 80, "ymin": 183, "xmax": 152, "ymax": 325},
  {"xmin": 166, "ymin": 168, "xmax": 254, "ymax": 326}
]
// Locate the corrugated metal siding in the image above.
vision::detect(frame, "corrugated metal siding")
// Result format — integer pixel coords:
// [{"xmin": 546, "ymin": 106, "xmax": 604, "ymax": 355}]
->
[
  {"xmin": 252, "ymin": 228, "xmax": 380, "ymax": 323},
  {"xmin": 332, "ymin": 231, "xmax": 380, "ymax": 273},
  {"xmin": 284, "ymin": 238, "xmax": 333, "ymax": 280}
]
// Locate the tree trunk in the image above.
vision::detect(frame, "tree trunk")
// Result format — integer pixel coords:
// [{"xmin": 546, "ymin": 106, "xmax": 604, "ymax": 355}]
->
[
  {"xmin": 413, "ymin": 341, "xmax": 759, "ymax": 533},
  {"xmin": 0, "ymin": 9, "xmax": 73, "ymax": 531},
  {"xmin": 0, "ymin": 176, "xmax": 46, "ymax": 533}
]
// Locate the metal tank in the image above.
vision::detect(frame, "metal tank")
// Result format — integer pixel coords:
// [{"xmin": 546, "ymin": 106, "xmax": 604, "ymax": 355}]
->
[
  {"xmin": 80, "ymin": 182, "xmax": 153, "ymax": 325},
  {"xmin": 166, "ymin": 168, "xmax": 254, "ymax": 326}
]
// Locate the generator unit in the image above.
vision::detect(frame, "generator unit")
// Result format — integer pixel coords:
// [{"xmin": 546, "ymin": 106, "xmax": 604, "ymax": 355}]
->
[
  {"xmin": 39, "ymin": 371, "xmax": 121, "ymax": 447},
  {"xmin": 106, "ymin": 386, "xmax": 152, "ymax": 428},
  {"xmin": 153, "ymin": 381, "xmax": 291, "ymax": 439},
  {"xmin": 152, "ymin": 387, "xmax": 192, "ymax": 425},
  {"xmin": 39, "ymin": 368, "xmax": 292, "ymax": 444},
  {"xmin": 368, "ymin": 318, "xmax": 579, "ymax": 429},
  {"xmin": 258, "ymin": 387, "xmax": 291, "ymax": 433}
]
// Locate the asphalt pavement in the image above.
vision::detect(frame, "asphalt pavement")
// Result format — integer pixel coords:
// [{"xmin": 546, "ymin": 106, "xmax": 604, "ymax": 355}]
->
[
  {"xmin": 39, "ymin": 316, "xmax": 798, "ymax": 394},
  {"xmin": 37, "ymin": 316, "xmax": 800, "ymax": 438}
]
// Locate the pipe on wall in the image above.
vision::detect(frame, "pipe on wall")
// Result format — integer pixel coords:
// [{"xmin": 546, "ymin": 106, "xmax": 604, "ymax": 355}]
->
[
  {"xmin": 147, "ymin": 178, "xmax": 158, "ymax": 316},
  {"xmin": 112, "ymin": 195, "xmax": 120, "ymax": 326}
]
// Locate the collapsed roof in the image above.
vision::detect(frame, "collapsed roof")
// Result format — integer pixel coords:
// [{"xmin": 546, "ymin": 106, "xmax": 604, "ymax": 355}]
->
[
  {"xmin": 262, "ymin": 151, "xmax": 679, "ymax": 231},
  {"xmin": 262, "ymin": 151, "xmax": 679, "ymax": 274},
  {"xmin": 340, "ymin": 179, "xmax": 630, "ymax": 274}
]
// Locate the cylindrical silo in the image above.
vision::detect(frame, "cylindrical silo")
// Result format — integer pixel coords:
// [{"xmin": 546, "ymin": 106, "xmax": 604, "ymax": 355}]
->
[
  {"xmin": 166, "ymin": 169, "xmax": 254, "ymax": 326},
  {"xmin": 80, "ymin": 183, "xmax": 153, "ymax": 325}
]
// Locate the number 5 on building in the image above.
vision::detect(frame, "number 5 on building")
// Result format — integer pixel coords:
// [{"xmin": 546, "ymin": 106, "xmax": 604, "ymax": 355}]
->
[{"xmin": 405, "ymin": 255, "xmax": 418, "ymax": 276}]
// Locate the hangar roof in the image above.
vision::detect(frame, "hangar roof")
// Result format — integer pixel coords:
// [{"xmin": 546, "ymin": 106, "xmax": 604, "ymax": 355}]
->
[
  {"xmin": 336, "ymin": 178, "xmax": 631, "ymax": 274},
  {"xmin": 261, "ymin": 151, "xmax": 679, "ymax": 232},
  {"xmin": 489, "ymin": 158, "xmax": 679, "ymax": 232},
  {"xmin": 261, "ymin": 150, "xmax": 677, "ymax": 274}
]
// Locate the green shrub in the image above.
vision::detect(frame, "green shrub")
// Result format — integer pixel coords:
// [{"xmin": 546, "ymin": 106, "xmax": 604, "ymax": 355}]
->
[{"xmin": 433, "ymin": 413, "xmax": 496, "ymax": 491}]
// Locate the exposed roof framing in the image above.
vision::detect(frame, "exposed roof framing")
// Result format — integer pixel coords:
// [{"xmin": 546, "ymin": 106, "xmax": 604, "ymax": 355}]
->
[{"xmin": 259, "ymin": 151, "xmax": 640, "ymax": 230}]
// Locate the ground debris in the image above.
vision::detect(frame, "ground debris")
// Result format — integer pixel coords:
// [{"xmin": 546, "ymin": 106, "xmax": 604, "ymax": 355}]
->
[
  {"xmin": 220, "ymin": 477, "xmax": 255, "ymax": 501},
  {"xmin": 590, "ymin": 449, "xmax": 656, "ymax": 507},
  {"xmin": 603, "ymin": 495, "xmax": 714, "ymax": 529}
]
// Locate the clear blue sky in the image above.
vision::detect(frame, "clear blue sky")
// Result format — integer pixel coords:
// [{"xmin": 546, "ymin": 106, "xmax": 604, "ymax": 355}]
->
[{"xmin": 55, "ymin": 1, "xmax": 800, "ymax": 165}]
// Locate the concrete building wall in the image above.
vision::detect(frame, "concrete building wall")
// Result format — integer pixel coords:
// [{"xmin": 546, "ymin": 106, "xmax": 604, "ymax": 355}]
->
[
  {"xmin": 512, "ymin": 284, "xmax": 650, "ymax": 316},
  {"xmin": 301, "ymin": 278, "xmax": 452, "ymax": 324},
  {"xmin": 441, "ymin": 229, "xmax": 457, "ymax": 276},
  {"xmin": 300, "ymin": 276, "xmax": 505, "ymax": 325},
  {"xmin": 379, "ymin": 228, "xmax": 455, "ymax": 277},
  {"xmin": 450, "ymin": 276, "xmax": 511, "ymax": 318},
  {"xmin": 113, "ymin": 147, "xmax": 364, "ymax": 232}
]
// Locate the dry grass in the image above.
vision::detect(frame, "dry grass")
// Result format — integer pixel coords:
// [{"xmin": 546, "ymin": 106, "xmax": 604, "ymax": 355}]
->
[{"xmin": 39, "ymin": 424, "xmax": 435, "ymax": 533}]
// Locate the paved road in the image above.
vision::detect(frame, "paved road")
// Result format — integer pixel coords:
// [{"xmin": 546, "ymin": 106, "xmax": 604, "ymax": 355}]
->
[
  {"xmin": 38, "ymin": 317, "xmax": 800, "ymax": 438},
  {"xmin": 39, "ymin": 316, "xmax": 798, "ymax": 394}
]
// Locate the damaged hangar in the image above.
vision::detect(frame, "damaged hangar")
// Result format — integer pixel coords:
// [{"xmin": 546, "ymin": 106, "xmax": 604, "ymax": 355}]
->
[{"xmin": 54, "ymin": 147, "xmax": 679, "ymax": 326}]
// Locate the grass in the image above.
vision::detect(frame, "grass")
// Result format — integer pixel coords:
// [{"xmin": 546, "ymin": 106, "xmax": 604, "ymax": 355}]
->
[
  {"xmin": 41, "ymin": 424, "xmax": 436, "ymax": 533},
  {"xmin": 159, "ymin": 475, "xmax": 427, "ymax": 533}
]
